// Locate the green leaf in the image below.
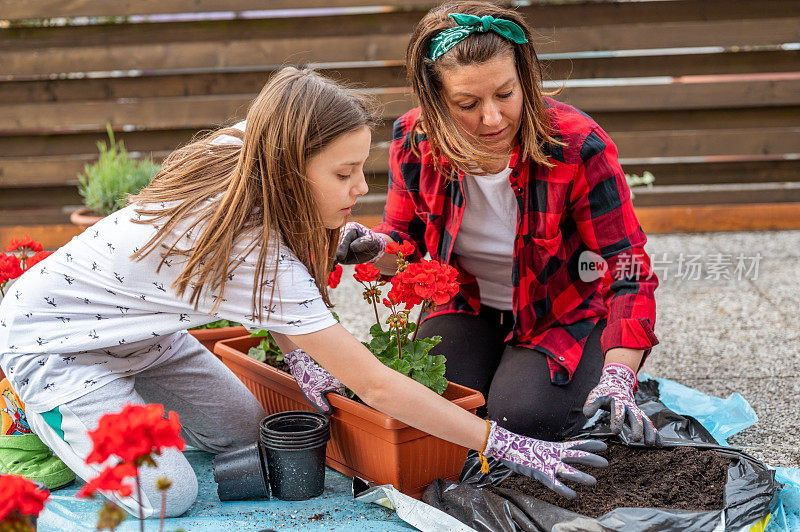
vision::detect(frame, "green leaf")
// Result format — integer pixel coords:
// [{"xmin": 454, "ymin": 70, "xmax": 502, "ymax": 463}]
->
[
  {"xmin": 425, "ymin": 354, "xmax": 447, "ymax": 376},
  {"xmin": 368, "ymin": 331, "xmax": 393, "ymax": 355},
  {"xmin": 403, "ymin": 337, "xmax": 441, "ymax": 363},
  {"xmin": 430, "ymin": 375, "xmax": 449, "ymax": 395},
  {"xmin": 387, "ymin": 357, "xmax": 412, "ymax": 376},
  {"xmin": 409, "ymin": 353, "xmax": 447, "ymax": 394},
  {"xmin": 257, "ymin": 337, "xmax": 282, "ymax": 360},
  {"xmin": 249, "ymin": 329, "xmax": 271, "ymax": 338},
  {"xmin": 369, "ymin": 323, "xmax": 385, "ymax": 338},
  {"xmin": 246, "ymin": 346, "xmax": 266, "ymax": 362},
  {"xmin": 374, "ymin": 339, "xmax": 398, "ymax": 364}
]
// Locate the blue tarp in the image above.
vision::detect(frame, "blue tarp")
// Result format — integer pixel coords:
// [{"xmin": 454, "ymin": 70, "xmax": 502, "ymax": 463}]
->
[{"xmin": 37, "ymin": 451, "xmax": 414, "ymax": 531}]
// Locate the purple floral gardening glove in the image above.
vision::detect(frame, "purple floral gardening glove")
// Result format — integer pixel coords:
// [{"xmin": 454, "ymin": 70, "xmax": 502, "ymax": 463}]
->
[
  {"xmin": 583, "ymin": 363, "xmax": 662, "ymax": 446},
  {"xmin": 284, "ymin": 349, "xmax": 345, "ymax": 415},
  {"xmin": 484, "ymin": 420, "xmax": 608, "ymax": 499},
  {"xmin": 335, "ymin": 222, "xmax": 387, "ymax": 264}
]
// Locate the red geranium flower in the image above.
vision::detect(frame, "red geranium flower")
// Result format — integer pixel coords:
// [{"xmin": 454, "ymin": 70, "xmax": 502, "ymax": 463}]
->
[
  {"xmin": 398, "ymin": 241, "xmax": 415, "ymax": 256},
  {"xmin": 385, "ymin": 240, "xmax": 415, "ymax": 257},
  {"xmin": 86, "ymin": 403, "xmax": 185, "ymax": 466},
  {"xmin": 353, "ymin": 263, "xmax": 381, "ymax": 283},
  {"xmin": 0, "ymin": 253, "xmax": 23, "ymax": 283},
  {"xmin": 0, "ymin": 474, "xmax": 50, "ymax": 521},
  {"xmin": 5, "ymin": 236, "xmax": 43, "ymax": 254},
  {"xmin": 24, "ymin": 251, "xmax": 53, "ymax": 270},
  {"xmin": 327, "ymin": 263, "xmax": 343, "ymax": 289},
  {"xmin": 77, "ymin": 463, "xmax": 137, "ymax": 499},
  {"xmin": 389, "ymin": 259, "xmax": 459, "ymax": 308}
]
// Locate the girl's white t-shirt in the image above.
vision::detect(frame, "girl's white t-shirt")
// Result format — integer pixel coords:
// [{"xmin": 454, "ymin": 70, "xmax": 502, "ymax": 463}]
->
[
  {"xmin": 452, "ymin": 166, "xmax": 517, "ymax": 311},
  {"xmin": 0, "ymin": 203, "xmax": 336, "ymax": 412}
]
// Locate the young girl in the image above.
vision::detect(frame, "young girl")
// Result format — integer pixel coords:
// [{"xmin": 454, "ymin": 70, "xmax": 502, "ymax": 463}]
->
[{"xmin": 0, "ymin": 67, "xmax": 605, "ymax": 518}]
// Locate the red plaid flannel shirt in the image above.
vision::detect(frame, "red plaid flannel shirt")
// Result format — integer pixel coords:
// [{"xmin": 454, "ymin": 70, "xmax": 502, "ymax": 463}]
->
[{"xmin": 374, "ymin": 99, "xmax": 659, "ymax": 384}]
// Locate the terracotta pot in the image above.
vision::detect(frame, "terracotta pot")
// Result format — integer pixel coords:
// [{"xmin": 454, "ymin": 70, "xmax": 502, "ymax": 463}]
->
[
  {"xmin": 214, "ymin": 335, "xmax": 485, "ymax": 499},
  {"xmin": 188, "ymin": 326, "xmax": 249, "ymax": 353},
  {"xmin": 69, "ymin": 208, "xmax": 105, "ymax": 231}
]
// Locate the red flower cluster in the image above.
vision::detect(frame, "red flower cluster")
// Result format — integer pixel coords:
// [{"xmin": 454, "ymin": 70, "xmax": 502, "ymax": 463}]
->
[
  {"xmin": 0, "ymin": 474, "xmax": 50, "ymax": 521},
  {"xmin": 0, "ymin": 236, "xmax": 52, "ymax": 295},
  {"xmin": 353, "ymin": 262, "xmax": 381, "ymax": 283},
  {"xmin": 0, "ymin": 253, "xmax": 23, "ymax": 284},
  {"xmin": 387, "ymin": 259, "xmax": 459, "ymax": 309},
  {"xmin": 25, "ymin": 251, "xmax": 52, "ymax": 270},
  {"xmin": 86, "ymin": 403, "xmax": 185, "ymax": 466},
  {"xmin": 327, "ymin": 263, "xmax": 343, "ymax": 289},
  {"xmin": 77, "ymin": 463, "xmax": 137, "ymax": 499},
  {"xmin": 385, "ymin": 240, "xmax": 415, "ymax": 257},
  {"xmin": 6, "ymin": 236, "xmax": 43, "ymax": 254}
]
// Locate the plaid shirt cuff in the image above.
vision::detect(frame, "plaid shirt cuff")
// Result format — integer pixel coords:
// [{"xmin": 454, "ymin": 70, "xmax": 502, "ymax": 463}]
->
[{"xmin": 601, "ymin": 317, "xmax": 659, "ymax": 367}]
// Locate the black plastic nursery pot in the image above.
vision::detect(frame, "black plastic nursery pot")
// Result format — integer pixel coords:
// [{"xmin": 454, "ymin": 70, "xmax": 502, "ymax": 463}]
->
[
  {"xmin": 260, "ymin": 411, "xmax": 330, "ymax": 501},
  {"xmin": 212, "ymin": 441, "xmax": 270, "ymax": 501}
]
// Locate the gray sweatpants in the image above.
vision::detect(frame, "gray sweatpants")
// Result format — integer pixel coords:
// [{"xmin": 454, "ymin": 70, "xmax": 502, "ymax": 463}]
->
[{"xmin": 27, "ymin": 332, "xmax": 266, "ymax": 518}]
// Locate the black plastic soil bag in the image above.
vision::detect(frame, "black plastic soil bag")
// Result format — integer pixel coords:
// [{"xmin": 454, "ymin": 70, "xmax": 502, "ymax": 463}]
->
[{"xmin": 422, "ymin": 380, "xmax": 780, "ymax": 532}]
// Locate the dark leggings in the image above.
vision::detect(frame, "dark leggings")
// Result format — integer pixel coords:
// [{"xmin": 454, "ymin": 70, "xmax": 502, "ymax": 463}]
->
[{"xmin": 418, "ymin": 307, "xmax": 605, "ymax": 441}]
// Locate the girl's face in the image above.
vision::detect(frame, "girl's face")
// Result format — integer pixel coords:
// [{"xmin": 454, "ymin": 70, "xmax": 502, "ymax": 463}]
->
[
  {"xmin": 438, "ymin": 53, "xmax": 523, "ymax": 158},
  {"xmin": 306, "ymin": 126, "xmax": 371, "ymax": 229}
]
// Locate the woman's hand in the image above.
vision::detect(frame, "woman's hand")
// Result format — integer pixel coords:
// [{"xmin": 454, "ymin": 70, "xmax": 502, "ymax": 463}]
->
[
  {"xmin": 484, "ymin": 420, "xmax": 608, "ymax": 499},
  {"xmin": 583, "ymin": 363, "xmax": 662, "ymax": 446},
  {"xmin": 283, "ymin": 349, "xmax": 345, "ymax": 414},
  {"xmin": 335, "ymin": 222, "xmax": 387, "ymax": 264}
]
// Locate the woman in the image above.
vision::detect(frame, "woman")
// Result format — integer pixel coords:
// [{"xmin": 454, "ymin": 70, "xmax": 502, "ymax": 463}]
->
[
  {"xmin": 337, "ymin": 1, "xmax": 661, "ymax": 445},
  {"xmin": 0, "ymin": 67, "xmax": 606, "ymax": 517}
]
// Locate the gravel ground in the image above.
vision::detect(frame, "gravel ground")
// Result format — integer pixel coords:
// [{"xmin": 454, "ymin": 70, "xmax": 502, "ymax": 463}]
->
[{"xmin": 330, "ymin": 230, "xmax": 800, "ymax": 468}]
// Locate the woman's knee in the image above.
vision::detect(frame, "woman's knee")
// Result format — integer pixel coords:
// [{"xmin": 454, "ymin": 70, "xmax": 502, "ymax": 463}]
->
[
  {"xmin": 486, "ymin": 389, "xmax": 568, "ymax": 440},
  {"xmin": 419, "ymin": 313, "xmax": 505, "ymax": 397}
]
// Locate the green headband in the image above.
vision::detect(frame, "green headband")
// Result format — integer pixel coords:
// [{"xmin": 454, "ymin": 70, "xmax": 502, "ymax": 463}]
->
[{"xmin": 428, "ymin": 13, "xmax": 528, "ymax": 62}]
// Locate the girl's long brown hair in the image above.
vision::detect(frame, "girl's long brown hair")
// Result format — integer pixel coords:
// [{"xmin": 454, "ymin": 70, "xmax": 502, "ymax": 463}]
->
[
  {"xmin": 130, "ymin": 67, "xmax": 376, "ymax": 320},
  {"xmin": 406, "ymin": 0, "xmax": 563, "ymax": 176}
]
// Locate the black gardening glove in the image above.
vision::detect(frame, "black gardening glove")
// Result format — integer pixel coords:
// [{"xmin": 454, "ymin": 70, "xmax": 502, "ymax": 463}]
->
[{"xmin": 335, "ymin": 222, "xmax": 387, "ymax": 265}]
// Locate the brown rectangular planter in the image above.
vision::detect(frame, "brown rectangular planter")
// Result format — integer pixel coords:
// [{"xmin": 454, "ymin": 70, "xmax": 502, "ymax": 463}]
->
[
  {"xmin": 188, "ymin": 326, "xmax": 249, "ymax": 353},
  {"xmin": 213, "ymin": 335, "xmax": 485, "ymax": 499}
]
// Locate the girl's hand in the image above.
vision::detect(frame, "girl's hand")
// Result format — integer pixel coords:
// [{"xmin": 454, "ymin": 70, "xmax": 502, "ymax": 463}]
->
[
  {"xmin": 583, "ymin": 363, "xmax": 662, "ymax": 446},
  {"xmin": 335, "ymin": 222, "xmax": 387, "ymax": 264},
  {"xmin": 484, "ymin": 420, "xmax": 608, "ymax": 499},
  {"xmin": 284, "ymin": 349, "xmax": 345, "ymax": 414}
]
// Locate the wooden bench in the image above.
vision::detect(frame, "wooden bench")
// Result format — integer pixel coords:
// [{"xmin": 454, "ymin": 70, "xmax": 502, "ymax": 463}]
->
[{"xmin": 1, "ymin": 0, "xmax": 799, "ymax": 247}]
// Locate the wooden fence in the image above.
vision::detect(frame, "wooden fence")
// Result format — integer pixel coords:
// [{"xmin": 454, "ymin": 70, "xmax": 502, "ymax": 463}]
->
[{"xmin": 1, "ymin": 0, "xmax": 799, "ymax": 246}]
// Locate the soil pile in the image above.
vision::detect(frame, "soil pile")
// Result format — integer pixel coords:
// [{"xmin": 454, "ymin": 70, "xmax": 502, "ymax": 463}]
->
[
  {"xmin": 494, "ymin": 445, "xmax": 730, "ymax": 518},
  {"xmin": 263, "ymin": 354, "xmax": 290, "ymax": 373}
]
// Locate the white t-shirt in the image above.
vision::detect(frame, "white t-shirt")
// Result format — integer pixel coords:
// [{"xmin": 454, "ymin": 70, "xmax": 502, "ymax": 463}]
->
[
  {"xmin": 452, "ymin": 166, "xmax": 517, "ymax": 310},
  {"xmin": 0, "ymin": 202, "xmax": 336, "ymax": 413}
]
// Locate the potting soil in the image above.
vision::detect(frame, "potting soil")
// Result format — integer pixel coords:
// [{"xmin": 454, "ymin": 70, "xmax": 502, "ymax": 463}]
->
[
  {"xmin": 263, "ymin": 353, "xmax": 290, "ymax": 373},
  {"xmin": 492, "ymin": 445, "xmax": 729, "ymax": 518}
]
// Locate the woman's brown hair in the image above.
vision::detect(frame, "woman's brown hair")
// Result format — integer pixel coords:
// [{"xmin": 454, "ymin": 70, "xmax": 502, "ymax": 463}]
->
[
  {"xmin": 130, "ymin": 67, "xmax": 376, "ymax": 320},
  {"xmin": 406, "ymin": 0, "xmax": 562, "ymax": 175}
]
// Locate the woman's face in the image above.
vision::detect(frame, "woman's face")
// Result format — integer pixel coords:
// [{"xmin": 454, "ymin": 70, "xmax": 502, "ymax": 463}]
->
[
  {"xmin": 438, "ymin": 53, "xmax": 523, "ymax": 158},
  {"xmin": 306, "ymin": 126, "xmax": 371, "ymax": 230}
]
